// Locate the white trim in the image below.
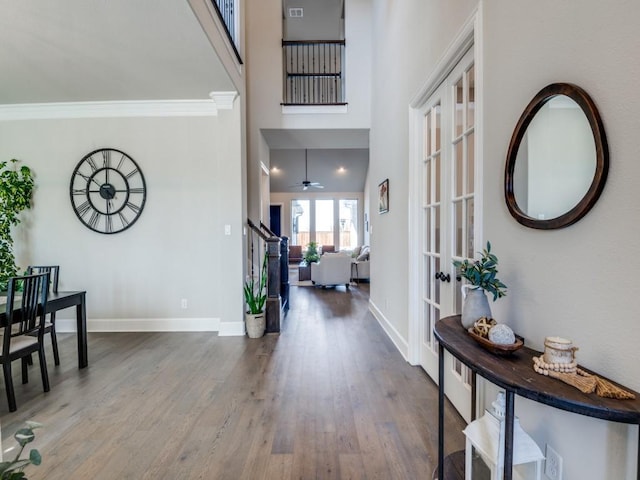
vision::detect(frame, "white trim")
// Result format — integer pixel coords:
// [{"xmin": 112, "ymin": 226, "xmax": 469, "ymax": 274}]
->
[
  {"xmin": 407, "ymin": 5, "xmax": 480, "ymax": 372},
  {"xmin": 409, "ymin": 10, "xmax": 477, "ymax": 109},
  {"xmin": 217, "ymin": 321, "xmax": 246, "ymax": 336},
  {"xmin": 369, "ymin": 300, "xmax": 409, "ymax": 361},
  {"xmin": 197, "ymin": 0, "xmax": 243, "ymax": 76},
  {"xmin": 0, "ymin": 93, "xmax": 239, "ymax": 121},
  {"xmin": 209, "ymin": 91, "xmax": 238, "ymax": 109},
  {"xmin": 56, "ymin": 317, "xmax": 220, "ymax": 333},
  {"xmin": 282, "ymin": 105, "xmax": 348, "ymax": 115},
  {"xmin": 407, "ymin": 99, "xmax": 424, "ymax": 366}
]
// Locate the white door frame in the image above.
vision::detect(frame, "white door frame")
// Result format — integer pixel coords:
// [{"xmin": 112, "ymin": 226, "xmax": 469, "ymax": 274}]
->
[
  {"xmin": 408, "ymin": 6, "xmax": 482, "ymax": 364},
  {"xmin": 407, "ymin": 8, "xmax": 484, "ymax": 421}
]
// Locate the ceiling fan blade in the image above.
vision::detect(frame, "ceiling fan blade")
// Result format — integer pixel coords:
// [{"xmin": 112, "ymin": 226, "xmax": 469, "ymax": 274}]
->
[{"xmin": 311, "ymin": 184, "xmax": 324, "ymax": 189}]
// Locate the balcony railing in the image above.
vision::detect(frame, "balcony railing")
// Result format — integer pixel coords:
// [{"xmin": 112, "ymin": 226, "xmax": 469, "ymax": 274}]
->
[
  {"xmin": 282, "ymin": 40, "xmax": 346, "ymax": 106},
  {"xmin": 211, "ymin": 0, "xmax": 242, "ymax": 64}
]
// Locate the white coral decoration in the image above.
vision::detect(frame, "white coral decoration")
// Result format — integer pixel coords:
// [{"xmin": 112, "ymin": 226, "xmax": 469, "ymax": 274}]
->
[{"xmin": 488, "ymin": 324, "xmax": 516, "ymax": 345}]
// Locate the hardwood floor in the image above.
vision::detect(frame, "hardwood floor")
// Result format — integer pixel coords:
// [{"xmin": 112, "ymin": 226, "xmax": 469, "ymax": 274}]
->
[{"xmin": 0, "ymin": 283, "xmax": 465, "ymax": 479}]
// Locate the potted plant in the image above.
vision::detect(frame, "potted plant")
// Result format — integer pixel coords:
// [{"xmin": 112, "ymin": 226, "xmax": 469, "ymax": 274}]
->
[
  {"xmin": 453, "ymin": 241, "xmax": 507, "ymax": 329},
  {"xmin": 303, "ymin": 241, "xmax": 319, "ymax": 264},
  {"xmin": 0, "ymin": 159, "xmax": 34, "ymax": 291},
  {"xmin": 243, "ymin": 252, "xmax": 267, "ymax": 338},
  {"xmin": 0, "ymin": 421, "xmax": 43, "ymax": 479}
]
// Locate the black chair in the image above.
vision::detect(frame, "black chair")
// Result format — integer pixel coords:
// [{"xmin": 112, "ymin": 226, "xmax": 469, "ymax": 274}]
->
[
  {"xmin": 27, "ymin": 266, "xmax": 60, "ymax": 365},
  {"xmin": 1, "ymin": 272, "xmax": 50, "ymax": 412}
]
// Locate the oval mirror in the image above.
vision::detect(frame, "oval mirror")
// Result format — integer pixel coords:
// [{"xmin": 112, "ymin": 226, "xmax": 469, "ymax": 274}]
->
[{"xmin": 504, "ymin": 83, "xmax": 609, "ymax": 229}]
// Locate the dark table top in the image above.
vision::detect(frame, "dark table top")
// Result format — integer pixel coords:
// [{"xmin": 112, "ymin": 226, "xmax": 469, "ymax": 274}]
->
[{"xmin": 435, "ymin": 315, "xmax": 640, "ymax": 424}]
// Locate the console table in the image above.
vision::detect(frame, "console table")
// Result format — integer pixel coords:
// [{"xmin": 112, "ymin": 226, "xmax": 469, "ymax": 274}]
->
[{"xmin": 434, "ymin": 315, "xmax": 640, "ymax": 480}]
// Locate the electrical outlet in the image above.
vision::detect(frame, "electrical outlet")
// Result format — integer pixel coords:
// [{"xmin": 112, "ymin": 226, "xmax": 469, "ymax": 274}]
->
[
  {"xmin": 545, "ymin": 444, "xmax": 563, "ymax": 480},
  {"xmin": 181, "ymin": 298, "xmax": 188, "ymax": 309}
]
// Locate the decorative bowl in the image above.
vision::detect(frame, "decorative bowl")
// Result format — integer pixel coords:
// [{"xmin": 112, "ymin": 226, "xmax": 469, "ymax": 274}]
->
[{"xmin": 467, "ymin": 328, "xmax": 524, "ymax": 355}]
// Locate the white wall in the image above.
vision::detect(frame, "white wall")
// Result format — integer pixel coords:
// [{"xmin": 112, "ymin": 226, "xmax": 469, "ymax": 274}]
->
[
  {"xmin": 245, "ymin": 0, "xmax": 372, "ymax": 220},
  {"xmin": 483, "ymin": 1, "xmax": 640, "ymax": 477},
  {"xmin": 0, "ymin": 110, "xmax": 244, "ymax": 331},
  {"xmin": 370, "ymin": 0, "xmax": 640, "ymax": 477},
  {"xmin": 369, "ymin": 0, "xmax": 477, "ymax": 341}
]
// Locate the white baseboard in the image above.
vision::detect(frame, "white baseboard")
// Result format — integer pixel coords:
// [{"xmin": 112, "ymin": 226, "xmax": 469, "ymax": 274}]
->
[
  {"xmin": 368, "ymin": 300, "xmax": 410, "ymax": 361},
  {"xmin": 217, "ymin": 321, "xmax": 246, "ymax": 337},
  {"xmin": 56, "ymin": 317, "xmax": 221, "ymax": 333}
]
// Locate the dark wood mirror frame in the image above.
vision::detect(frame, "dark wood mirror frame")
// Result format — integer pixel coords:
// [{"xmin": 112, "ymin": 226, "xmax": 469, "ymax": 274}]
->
[{"xmin": 504, "ymin": 83, "xmax": 609, "ymax": 229}]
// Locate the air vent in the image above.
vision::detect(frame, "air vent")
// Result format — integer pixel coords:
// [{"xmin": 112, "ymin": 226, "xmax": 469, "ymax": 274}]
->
[{"xmin": 289, "ymin": 7, "xmax": 303, "ymax": 18}]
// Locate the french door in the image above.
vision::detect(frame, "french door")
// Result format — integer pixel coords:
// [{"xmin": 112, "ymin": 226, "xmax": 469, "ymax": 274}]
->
[{"xmin": 415, "ymin": 48, "xmax": 478, "ymax": 422}]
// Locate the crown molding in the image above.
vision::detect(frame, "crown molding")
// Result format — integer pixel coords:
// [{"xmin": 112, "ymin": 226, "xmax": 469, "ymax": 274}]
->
[
  {"xmin": 0, "ymin": 92, "xmax": 238, "ymax": 121},
  {"xmin": 209, "ymin": 91, "xmax": 238, "ymax": 109}
]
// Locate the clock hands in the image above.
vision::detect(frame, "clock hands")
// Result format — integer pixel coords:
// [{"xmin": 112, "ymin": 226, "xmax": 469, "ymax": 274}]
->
[{"xmin": 76, "ymin": 171, "xmax": 102, "ymax": 189}]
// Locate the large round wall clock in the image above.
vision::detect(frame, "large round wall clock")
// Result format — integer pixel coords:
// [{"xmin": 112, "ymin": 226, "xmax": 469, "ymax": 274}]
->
[{"xmin": 70, "ymin": 148, "xmax": 147, "ymax": 234}]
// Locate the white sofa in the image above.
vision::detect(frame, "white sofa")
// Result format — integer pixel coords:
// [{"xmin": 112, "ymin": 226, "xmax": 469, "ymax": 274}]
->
[{"xmin": 310, "ymin": 253, "xmax": 352, "ymax": 288}]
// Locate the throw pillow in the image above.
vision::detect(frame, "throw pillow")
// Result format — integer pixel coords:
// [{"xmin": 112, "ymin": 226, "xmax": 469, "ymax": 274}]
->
[{"xmin": 356, "ymin": 246, "xmax": 369, "ymax": 261}]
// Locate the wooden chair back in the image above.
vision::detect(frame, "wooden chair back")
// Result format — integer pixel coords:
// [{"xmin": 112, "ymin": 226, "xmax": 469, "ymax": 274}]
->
[{"xmin": 27, "ymin": 265, "xmax": 59, "ymax": 293}]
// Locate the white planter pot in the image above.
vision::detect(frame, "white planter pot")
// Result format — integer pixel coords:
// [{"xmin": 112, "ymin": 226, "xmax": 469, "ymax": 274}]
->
[
  {"xmin": 245, "ymin": 312, "xmax": 265, "ymax": 338},
  {"xmin": 461, "ymin": 285, "xmax": 492, "ymax": 329}
]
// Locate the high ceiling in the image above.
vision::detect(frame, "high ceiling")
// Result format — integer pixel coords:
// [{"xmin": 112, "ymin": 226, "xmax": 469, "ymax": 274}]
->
[
  {"xmin": 270, "ymin": 148, "xmax": 368, "ymax": 193},
  {"xmin": 263, "ymin": 129, "xmax": 369, "ymax": 192},
  {"xmin": 0, "ymin": 0, "xmax": 233, "ymax": 104},
  {"xmin": 0, "ymin": 0, "xmax": 369, "ymax": 192}
]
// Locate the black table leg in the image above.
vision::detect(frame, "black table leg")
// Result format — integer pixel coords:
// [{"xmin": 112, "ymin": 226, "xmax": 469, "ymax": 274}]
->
[
  {"xmin": 76, "ymin": 292, "xmax": 88, "ymax": 368},
  {"xmin": 438, "ymin": 343, "xmax": 444, "ymax": 480},
  {"xmin": 503, "ymin": 390, "xmax": 515, "ymax": 480},
  {"xmin": 637, "ymin": 426, "xmax": 640, "ymax": 480}
]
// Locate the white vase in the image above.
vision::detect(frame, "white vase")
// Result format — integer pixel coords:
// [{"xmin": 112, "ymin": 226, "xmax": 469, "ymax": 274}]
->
[
  {"xmin": 461, "ymin": 285, "xmax": 492, "ymax": 329},
  {"xmin": 245, "ymin": 312, "xmax": 266, "ymax": 338}
]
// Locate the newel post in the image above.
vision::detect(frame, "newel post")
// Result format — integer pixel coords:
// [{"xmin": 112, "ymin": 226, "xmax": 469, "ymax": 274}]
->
[{"xmin": 265, "ymin": 236, "xmax": 282, "ymax": 333}]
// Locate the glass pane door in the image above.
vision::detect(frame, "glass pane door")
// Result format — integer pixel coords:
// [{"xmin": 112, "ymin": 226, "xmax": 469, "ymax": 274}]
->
[
  {"xmin": 315, "ymin": 199, "xmax": 334, "ymax": 249},
  {"xmin": 291, "ymin": 199, "xmax": 310, "ymax": 246},
  {"xmin": 339, "ymin": 199, "xmax": 358, "ymax": 249}
]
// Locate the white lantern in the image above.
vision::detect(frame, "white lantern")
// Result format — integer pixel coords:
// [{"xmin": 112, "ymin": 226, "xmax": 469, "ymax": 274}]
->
[{"xmin": 463, "ymin": 392, "xmax": 545, "ymax": 480}]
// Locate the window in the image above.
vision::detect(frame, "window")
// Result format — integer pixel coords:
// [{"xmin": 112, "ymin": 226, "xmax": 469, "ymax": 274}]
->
[{"xmin": 290, "ymin": 198, "xmax": 358, "ymax": 249}]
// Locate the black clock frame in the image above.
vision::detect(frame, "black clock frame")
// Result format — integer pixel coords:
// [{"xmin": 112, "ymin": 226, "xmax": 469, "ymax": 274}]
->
[{"xmin": 70, "ymin": 148, "xmax": 147, "ymax": 234}]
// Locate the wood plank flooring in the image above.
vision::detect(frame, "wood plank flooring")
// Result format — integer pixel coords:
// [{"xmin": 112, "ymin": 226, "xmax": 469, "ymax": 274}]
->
[{"xmin": 0, "ymin": 283, "xmax": 466, "ymax": 479}]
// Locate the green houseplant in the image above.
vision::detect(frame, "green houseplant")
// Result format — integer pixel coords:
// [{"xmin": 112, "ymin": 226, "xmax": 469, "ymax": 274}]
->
[
  {"xmin": 453, "ymin": 241, "xmax": 507, "ymax": 301},
  {"xmin": 0, "ymin": 421, "xmax": 43, "ymax": 479},
  {"xmin": 303, "ymin": 241, "xmax": 319, "ymax": 263},
  {"xmin": 0, "ymin": 159, "xmax": 34, "ymax": 291},
  {"xmin": 453, "ymin": 241, "xmax": 507, "ymax": 329},
  {"xmin": 243, "ymin": 252, "xmax": 267, "ymax": 338}
]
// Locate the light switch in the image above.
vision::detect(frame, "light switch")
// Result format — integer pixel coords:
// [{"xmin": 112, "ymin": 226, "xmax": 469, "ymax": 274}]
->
[{"xmin": 224, "ymin": 224, "xmax": 231, "ymax": 235}]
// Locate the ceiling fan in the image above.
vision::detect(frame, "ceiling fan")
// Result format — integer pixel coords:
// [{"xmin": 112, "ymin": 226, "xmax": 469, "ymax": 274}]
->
[{"xmin": 290, "ymin": 149, "xmax": 324, "ymax": 191}]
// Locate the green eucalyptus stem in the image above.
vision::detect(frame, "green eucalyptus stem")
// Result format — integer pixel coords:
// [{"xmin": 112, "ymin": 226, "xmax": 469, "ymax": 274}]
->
[
  {"xmin": 453, "ymin": 241, "xmax": 507, "ymax": 301},
  {"xmin": 0, "ymin": 422, "xmax": 43, "ymax": 479}
]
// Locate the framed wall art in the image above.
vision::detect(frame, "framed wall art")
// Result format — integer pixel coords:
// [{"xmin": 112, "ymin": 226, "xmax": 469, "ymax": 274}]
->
[{"xmin": 378, "ymin": 179, "xmax": 389, "ymax": 214}]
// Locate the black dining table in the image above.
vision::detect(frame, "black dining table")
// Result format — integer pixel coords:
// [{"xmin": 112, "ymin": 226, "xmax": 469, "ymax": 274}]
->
[{"xmin": 1, "ymin": 290, "xmax": 88, "ymax": 369}]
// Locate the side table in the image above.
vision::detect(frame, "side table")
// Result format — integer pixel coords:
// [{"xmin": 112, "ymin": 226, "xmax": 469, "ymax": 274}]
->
[
  {"xmin": 298, "ymin": 261, "xmax": 311, "ymax": 281},
  {"xmin": 434, "ymin": 315, "xmax": 640, "ymax": 480}
]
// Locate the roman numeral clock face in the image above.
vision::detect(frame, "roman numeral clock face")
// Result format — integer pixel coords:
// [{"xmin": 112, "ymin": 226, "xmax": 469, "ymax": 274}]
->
[{"xmin": 70, "ymin": 148, "xmax": 147, "ymax": 234}]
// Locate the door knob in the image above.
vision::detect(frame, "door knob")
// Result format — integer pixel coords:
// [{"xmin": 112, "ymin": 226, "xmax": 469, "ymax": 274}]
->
[{"xmin": 435, "ymin": 272, "xmax": 450, "ymax": 282}]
